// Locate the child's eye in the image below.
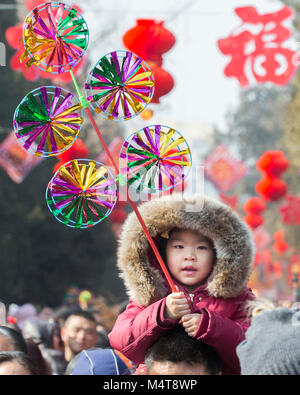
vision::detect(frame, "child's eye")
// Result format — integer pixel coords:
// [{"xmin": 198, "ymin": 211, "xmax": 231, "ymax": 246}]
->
[
  {"xmin": 174, "ymin": 244, "xmax": 184, "ymax": 249},
  {"xmin": 197, "ymin": 246, "xmax": 208, "ymax": 250}
]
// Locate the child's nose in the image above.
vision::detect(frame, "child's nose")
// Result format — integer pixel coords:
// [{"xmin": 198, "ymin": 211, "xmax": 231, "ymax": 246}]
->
[{"xmin": 184, "ymin": 253, "xmax": 196, "ymax": 261}]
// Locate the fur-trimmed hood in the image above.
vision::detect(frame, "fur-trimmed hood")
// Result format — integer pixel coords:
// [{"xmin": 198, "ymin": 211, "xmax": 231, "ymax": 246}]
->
[{"xmin": 117, "ymin": 193, "xmax": 255, "ymax": 306}]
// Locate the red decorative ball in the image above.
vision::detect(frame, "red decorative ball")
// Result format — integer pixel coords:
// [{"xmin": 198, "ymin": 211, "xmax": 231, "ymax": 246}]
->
[
  {"xmin": 255, "ymin": 175, "xmax": 287, "ymax": 201},
  {"xmin": 256, "ymin": 151, "xmax": 289, "ymax": 177},
  {"xmin": 53, "ymin": 138, "xmax": 89, "ymax": 173},
  {"xmin": 123, "ymin": 19, "xmax": 176, "ymax": 61},
  {"xmin": 243, "ymin": 197, "xmax": 266, "ymax": 214},
  {"xmin": 151, "ymin": 66, "xmax": 175, "ymax": 103},
  {"xmin": 244, "ymin": 213, "xmax": 264, "ymax": 229}
]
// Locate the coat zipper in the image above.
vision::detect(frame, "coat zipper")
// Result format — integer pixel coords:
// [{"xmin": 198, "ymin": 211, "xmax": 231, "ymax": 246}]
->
[{"xmin": 189, "ymin": 293, "xmax": 194, "ymax": 303}]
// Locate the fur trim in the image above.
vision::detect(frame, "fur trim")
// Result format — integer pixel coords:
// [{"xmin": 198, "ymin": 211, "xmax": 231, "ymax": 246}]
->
[{"xmin": 117, "ymin": 193, "xmax": 255, "ymax": 306}]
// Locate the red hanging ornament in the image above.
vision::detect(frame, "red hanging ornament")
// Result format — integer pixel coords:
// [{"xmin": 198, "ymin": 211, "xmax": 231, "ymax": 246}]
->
[
  {"xmin": 279, "ymin": 195, "xmax": 300, "ymax": 225},
  {"xmin": 243, "ymin": 196, "xmax": 266, "ymax": 229},
  {"xmin": 273, "ymin": 230, "xmax": 289, "ymax": 254},
  {"xmin": 256, "ymin": 151, "xmax": 289, "ymax": 177},
  {"xmin": 243, "ymin": 197, "xmax": 266, "ymax": 214},
  {"xmin": 122, "ymin": 19, "xmax": 176, "ymax": 61},
  {"xmin": 151, "ymin": 66, "xmax": 175, "ymax": 103},
  {"xmin": 255, "ymin": 175, "xmax": 287, "ymax": 201},
  {"xmin": 244, "ymin": 213, "xmax": 264, "ymax": 229},
  {"xmin": 217, "ymin": 6, "xmax": 297, "ymax": 86},
  {"xmin": 53, "ymin": 138, "xmax": 89, "ymax": 173},
  {"xmin": 204, "ymin": 144, "xmax": 248, "ymax": 192}
]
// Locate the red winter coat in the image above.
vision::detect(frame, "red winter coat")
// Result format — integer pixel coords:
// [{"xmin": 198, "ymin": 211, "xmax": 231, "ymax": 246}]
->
[
  {"xmin": 109, "ymin": 283, "xmax": 254, "ymax": 375},
  {"xmin": 108, "ymin": 194, "xmax": 256, "ymax": 375}
]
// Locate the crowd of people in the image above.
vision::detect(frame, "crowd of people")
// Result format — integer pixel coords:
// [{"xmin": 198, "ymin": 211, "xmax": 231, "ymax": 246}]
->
[{"xmin": 1, "ymin": 193, "xmax": 300, "ymax": 375}]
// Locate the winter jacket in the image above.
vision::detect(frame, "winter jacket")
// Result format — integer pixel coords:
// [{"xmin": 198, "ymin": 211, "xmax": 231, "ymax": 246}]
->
[{"xmin": 108, "ymin": 194, "xmax": 256, "ymax": 375}]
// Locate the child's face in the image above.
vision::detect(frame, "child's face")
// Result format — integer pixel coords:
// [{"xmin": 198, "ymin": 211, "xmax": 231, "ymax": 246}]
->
[{"xmin": 166, "ymin": 229, "xmax": 214, "ymax": 292}]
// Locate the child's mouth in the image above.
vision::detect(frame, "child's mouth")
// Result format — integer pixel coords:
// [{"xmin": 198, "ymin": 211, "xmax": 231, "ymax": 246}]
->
[{"xmin": 182, "ymin": 266, "xmax": 197, "ymax": 275}]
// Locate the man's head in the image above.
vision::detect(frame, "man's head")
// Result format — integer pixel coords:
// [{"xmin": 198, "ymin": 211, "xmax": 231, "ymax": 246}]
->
[
  {"xmin": 60, "ymin": 309, "xmax": 98, "ymax": 361},
  {"xmin": 145, "ymin": 325, "xmax": 221, "ymax": 375}
]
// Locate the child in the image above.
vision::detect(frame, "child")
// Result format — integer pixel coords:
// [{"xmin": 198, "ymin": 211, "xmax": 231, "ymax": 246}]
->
[{"xmin": 108, "ymin": 194, "xmax": 255, "ymax": 375}]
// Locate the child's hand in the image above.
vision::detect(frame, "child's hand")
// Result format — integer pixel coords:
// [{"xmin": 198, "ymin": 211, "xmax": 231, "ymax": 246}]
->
[
  {"xmin": 181, "ymin": 313, "xmax": 202, "ymax": 337},
  {"xmin": 164, "ymin": 292, "xmax": 191, "ymax": 320}
]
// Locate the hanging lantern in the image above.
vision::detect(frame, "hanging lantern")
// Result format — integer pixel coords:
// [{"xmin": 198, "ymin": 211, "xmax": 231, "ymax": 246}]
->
[
  {"xmin": 243, "ymin": 197, "xmax": 266, "ymax": 214},
  {"xmin": 273, "ymin": 230, "xmax": 289, "ymax": 255},
  {"xmin": 256, "ymin": 151, "xmax": 289, "ymax": 177},
  {"xmin": 151, "ymin": 66, "xmax": 175, "ymax": 103},
  {"xmin": 122, "ymin": 19, "xmax": 176, "ymax": 61},
  {"xmin": 244, "ymin": 213, "xmax": 264, "ymax": 229},
  {"xmin": 53, "ymin": 138, "xmax": 89, "ymax": 173},
  {"xmin": 255, "ymin": 175, "xmax": 287, "ymax": 201}
]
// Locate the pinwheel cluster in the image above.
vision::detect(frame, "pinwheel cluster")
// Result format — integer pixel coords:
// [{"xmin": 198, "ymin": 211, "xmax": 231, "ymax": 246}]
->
[{"xmin": 13, "ymin": 2, "xmax": 192, "ymax": 229}]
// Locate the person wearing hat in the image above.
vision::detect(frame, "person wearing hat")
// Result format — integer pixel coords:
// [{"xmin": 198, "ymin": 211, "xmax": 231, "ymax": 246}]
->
[
  {"xmin": 236, "ymin": 306, "xmax": 300, "ymax": 375},
  {"xmin": 69, "ymin": 348, "xmax": 132, "ymax": 375},
  {"xmin": 109, "ymin": 193, "xmax": 256, "ymax": 375}
]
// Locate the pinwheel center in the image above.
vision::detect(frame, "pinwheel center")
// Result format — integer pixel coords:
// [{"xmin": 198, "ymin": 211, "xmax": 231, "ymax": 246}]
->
[
  {"xmin": 155, "ymin": 154, "xmax": 163, "ymax": 163},
  {"xmin": 117, "ymin": 83, "xmax": 125, "ymax": 90}
]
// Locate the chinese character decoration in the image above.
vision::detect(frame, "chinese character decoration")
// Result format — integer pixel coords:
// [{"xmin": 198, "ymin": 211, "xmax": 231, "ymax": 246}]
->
[
  {"xmin": 217, "ymin": 6, "xmax": 298, "ymax": 86},
  {"xmin": 279, "ymin": 195, "xmax": 300, "ymax": 225},
  {"xmin": 204, "ymin": 144, "xmax": 248, "ymax": 191}
]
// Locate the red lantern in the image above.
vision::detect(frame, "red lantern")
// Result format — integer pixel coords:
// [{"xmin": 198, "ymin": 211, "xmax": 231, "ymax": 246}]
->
[
  {"xmin": 255, "ymin": 175, "xmax": 287, "ymax": 201},
  {"xmin": 273, "ymin": 230, "xmax": 289, "ymax": 255},
  {"xmin": 53, "ymin": 138, "xmax": 89, "ymax": 173},
  {"xmin": 244, "ymin": 213, "xmax": 264, "ymax": 229},
  {"xmin": 122, "ymin": 19, "xmax": 175, "ymax": 61},
  {"xmin": 243, "ymin": 197, "xmax": 266, "ymax": 214},
  {"xmin": 256, "ymin": 151, "xmax": 289, "ymax": 177},
  {"xmin": 5, "ymin": 24, "xmax": 23, "ymax": 49},
  {"xmin": 151, "ymin": 66, "xmax": 175, "ymax": 103}
]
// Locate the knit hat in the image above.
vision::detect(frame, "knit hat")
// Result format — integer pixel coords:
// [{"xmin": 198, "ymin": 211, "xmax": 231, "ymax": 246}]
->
[
  {"xmin": 236, "ymin": 306, "xmax": 300, "ymax": 375},
  {"xmin": 72, "ymin": 348, "xmax": 131, "ymax": 375}
]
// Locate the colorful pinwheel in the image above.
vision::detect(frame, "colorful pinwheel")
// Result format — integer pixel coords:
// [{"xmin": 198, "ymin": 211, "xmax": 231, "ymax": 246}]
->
[
  {"xmin": 119, "ymin": 125, "xmax": 192, "ymax": 192},
  {"xmin": 46, "ymin": 159, "xmax": 117, "ymax": 228},
  {"xmin": 85, "ymin": 50, "xmax": 154, "ymax": 121},
  {"xmin": 13, "ymin": 86, "xmax": 83, "ymax": 157},
  {"xmin": 21, "ymin": 2, "xmax": 89, "ymax": 73}
]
